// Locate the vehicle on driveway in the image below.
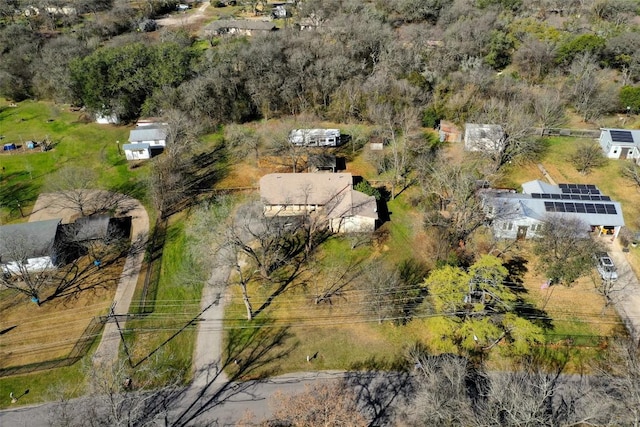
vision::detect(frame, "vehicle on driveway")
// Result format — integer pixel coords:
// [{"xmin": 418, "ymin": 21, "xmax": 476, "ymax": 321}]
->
[{"xmin": 595, "ymin": 252, "xmax": 618, "ymax": 281}]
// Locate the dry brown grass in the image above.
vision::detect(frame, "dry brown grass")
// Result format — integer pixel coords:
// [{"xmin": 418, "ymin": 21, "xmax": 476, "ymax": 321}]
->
[
  {"xmin": 0, "ymin": 257, "xmax": 122, "ymax": 369},
  {"xmin": 520, "ymin": 258, "xmax": 621, "ymax": 337}
]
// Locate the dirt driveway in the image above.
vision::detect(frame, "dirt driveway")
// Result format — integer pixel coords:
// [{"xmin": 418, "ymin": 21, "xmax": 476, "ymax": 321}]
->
[{"xmin": 156, "ymin": 1, "xmax": 211, "ymax": 27}]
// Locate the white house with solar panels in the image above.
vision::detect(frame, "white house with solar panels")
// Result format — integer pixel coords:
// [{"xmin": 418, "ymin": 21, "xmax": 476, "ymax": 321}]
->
[
  {"xmin": 599, "ymin": 128, "xmax": 640, "ymax": 162},
  {"xmin": 482, "ymin": 180, "xmax": 625, "ymax": 241}
]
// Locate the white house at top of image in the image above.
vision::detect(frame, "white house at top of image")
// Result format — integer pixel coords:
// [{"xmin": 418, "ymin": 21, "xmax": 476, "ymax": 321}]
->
[
  {"xmin": 128, "ymin": 124, "xmax": 168, "ymax": 148},
  {"xmin": 599, "ymin": 128, "xmax": 640, "ymax": 162},
  {"xmin": 289, "ymin": 129, "xmax": 341, "ymax": 147},
  {"xmin": 482, "ymin": 180, "xmax": 625, "ymax": 240},
  {"xmin": 464, "ymin": 123, "xmax": 505, "ymax": 153}
]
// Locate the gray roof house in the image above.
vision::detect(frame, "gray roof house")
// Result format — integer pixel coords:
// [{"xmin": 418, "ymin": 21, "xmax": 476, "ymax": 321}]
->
[
  {"xmin": 599, "ymin": 128, "xmax": 640, "ymax": 162},
  {"xmin": 0, "ymin": 219, "xmax": 63, "ymax": 273},
  {"xmin": 128, "ymin": 124, "xmax": 168, "ymax": 148},
  {"xmin": 464, "ymin": 123, "xmax": 506, "ymax": 153},
  {"xmin": 202, "ymin": 19, "xmax": 277, "ymax": 37},
  {"xmin": 123, "ymin": 143, "xmax": 151, "ymax": 161},
  {"xmin": 482, "ymin": 180, "xmax": 625, "ymax": 240},
  {"xmin": 259, "ymin": 173, "xmax": 378, "ymax": 233}
]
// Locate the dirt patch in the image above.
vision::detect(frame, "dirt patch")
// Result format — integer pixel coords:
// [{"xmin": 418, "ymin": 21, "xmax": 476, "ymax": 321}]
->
[
  {"xmin": 0, "ymin": 278, "xmax": 117, "ymax": 369},
  {"xmin": 515, "ymin": 249, "xmax": 623, "ymax": 340}
]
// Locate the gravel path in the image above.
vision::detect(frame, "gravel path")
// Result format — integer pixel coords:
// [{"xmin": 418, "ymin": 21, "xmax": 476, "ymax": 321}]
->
[{"xmin": 156, "ymin": 1, "xmax": 211, "ymax": 27}]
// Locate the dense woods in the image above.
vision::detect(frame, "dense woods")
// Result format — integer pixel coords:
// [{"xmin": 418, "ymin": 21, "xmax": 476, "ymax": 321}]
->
[{"xmin": 1, "ymin": 0, "xmax": 638, "ymax": 129}]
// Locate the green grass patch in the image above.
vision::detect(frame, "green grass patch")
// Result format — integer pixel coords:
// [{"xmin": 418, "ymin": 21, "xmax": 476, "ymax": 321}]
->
[
  {"xmin": 0, "ymin": 336, "xmax": 104, "ymax": 410},
  {"xmin": 382, "ymin": 196, "xmax": 419, "ymax": 263},
  {"xmin": 0, "ymin": 100, "xmax": 149, "ymax": 222},
  {"xmin": 125, "ymin": 215, "xmax": 205, "ymax": 384}
]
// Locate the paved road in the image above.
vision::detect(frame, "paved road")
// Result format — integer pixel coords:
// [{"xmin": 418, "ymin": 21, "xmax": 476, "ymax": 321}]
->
[
  {"xmin": 91, "ymin": 196, "xmax": 149, "ymax": 367},
  {"xmin": 0, "ymin": 372, "xmax": 351, "ymax": 426},
  {"xmin": 191, "ymin": 202, "xmax": 265, "ymax": 387},
  {"xmin": 604, "ymin": 238, "xmax": 640, "ymax": 343}
]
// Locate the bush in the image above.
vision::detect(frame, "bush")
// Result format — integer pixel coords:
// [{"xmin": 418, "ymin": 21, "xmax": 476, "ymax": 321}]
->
[
  {"xmin": 354, "ymin": 180, "xmax": 382, "ymax": 200},
  {"xmin": 422, "ymin": 107, "xmax": 440, "ymax": 128},
  {"xmin": 556, "ymin": 34, "xmax": 606, "ymax": 66},
  {"xmin": 620, "ymin": 86, "xmax": 640, "ymax": 114}
]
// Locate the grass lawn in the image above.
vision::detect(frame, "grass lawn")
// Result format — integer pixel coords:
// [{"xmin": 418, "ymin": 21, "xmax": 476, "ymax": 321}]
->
[
  {"xmin": 124, "ymin": 215, "xmax": 206, "ymax": 384},
  {"xmin": 0, "ymin": 100, "xmax": 153, "ymax": 399},
  {"xmin": 0, "ymin": 100, "xmax": 148, "ymax": 222},
  {"xmin": 219, "ymin": 134, "xmax": 627, "ymax": 375},
  {"xmin": 0, "ymin": 338, "xmax": 98, "ymax": 410}
]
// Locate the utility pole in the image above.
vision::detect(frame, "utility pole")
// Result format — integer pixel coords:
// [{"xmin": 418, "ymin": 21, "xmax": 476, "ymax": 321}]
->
[{"xmin": 110, "ymin": 302, "xmax": 133, "ymax": 367}]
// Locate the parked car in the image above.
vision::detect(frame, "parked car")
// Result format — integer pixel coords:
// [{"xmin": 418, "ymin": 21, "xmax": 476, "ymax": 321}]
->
[{"xmin": 595, "ymin": 252, "xmax": 618, "ymax": 281}]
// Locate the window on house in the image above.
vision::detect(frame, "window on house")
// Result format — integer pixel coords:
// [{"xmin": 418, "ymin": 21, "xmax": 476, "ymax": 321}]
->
[{"xmin": 507, "ymin": 222, "xmax": 513, "ymax": 231}]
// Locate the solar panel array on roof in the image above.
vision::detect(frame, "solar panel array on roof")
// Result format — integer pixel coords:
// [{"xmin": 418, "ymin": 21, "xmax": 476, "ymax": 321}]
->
[
  {"xmin": 610, "ymin": 130, "xmax": 634, "ymax": 143},
  {"xmin": 558, "ymin": 183, "xmax": 600, "ymax": 195},
  {"xmin": 531, "ymin": 193, "xmax": 610, "ymax": 201},
  {"xmin": 543, "ymin": 201, "xmax": 617, "ymax": 215},
  {"xmin": 531, "ymin": 193, "xmax": 611, "ymax": 202}
]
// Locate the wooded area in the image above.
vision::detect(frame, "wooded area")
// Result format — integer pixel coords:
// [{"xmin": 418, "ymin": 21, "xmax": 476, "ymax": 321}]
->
[{"xmin": 2, "ymin": 0, "xmax": 640, "ymax": 423}]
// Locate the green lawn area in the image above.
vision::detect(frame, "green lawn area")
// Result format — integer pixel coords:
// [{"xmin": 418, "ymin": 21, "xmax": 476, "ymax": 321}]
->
[
  {"xmin": 0, "ymin": 340, "xmax": 97, "ymax": 410},
  {"xmin": 0, "ymin": 100, "xmax": 148, "ymax": 222},
  {"xmin": 124, "ymin": 216, "xmax": 206, "ymax": 384}
]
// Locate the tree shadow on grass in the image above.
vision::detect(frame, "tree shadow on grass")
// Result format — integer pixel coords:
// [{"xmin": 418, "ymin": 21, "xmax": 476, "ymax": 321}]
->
[
  {"xmin": 503, "ymin": 256, "xmax": 553, "ymax": 330},
  {"xmin": 163, "ymin": 145, "xmax": 230, "ymax": 218},
  {"xmin": 346, "ymin": 356, "xmax": 416, "ymax": 427},
  {"xmin": 109, "ymin": 180, "xmax": 147, "ymax": 202},
  {"xmin": 0, "ymin": 174, "xmax": 40, "ymax": 218}
]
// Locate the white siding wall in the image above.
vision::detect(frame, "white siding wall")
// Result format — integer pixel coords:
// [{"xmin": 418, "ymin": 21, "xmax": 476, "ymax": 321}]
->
[{"xmin": 492, "ymin": 218, "xmax": 544, "ymax": 240}]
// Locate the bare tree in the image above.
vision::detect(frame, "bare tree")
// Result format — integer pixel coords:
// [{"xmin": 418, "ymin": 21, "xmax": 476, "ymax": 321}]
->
[
  {"xmin": 530, "ymin": 86, "xmax": 567, "ymax": 130},
  {"xmin": 224, "ymin": 123, "xmax": 262, "ymax": 164},
  {"xmin": 474, "ymin": 95, "xmax": 543, "ymax": 171},
  {"xmin": 0, "ymin": 226, "xmax": 56, "ymax": 303},
  {"xmin": 570, "ymin": 141, "xmax": 607, "ymax": 175},
  {"xmin": 361, "ymin": 260, "xmax": 403, "ymax": 324},
  {"xmin": 512, "ymin": 36, "xmax": 556, "ymax": 82},
  {"xmin": 46, "ymin": 166, "xmax": 98, "ymax": 217},
  {"xmin": 594, "ymin": 339, "xmax": 640, "ymax": 426},
  {"xmin": 402, "ymin": 349, "xmax": 606, "ymax": 427},
  {"xmin": 567, "ymin": 53, "xmax": 618, "ymax": 122},
  {"xmin": 621, "ymin": 161, "xmax": 640, "ymax": 190},
  {"xmin": 533, "ymin": 215, "xmax": 604, "ymax": 286},
  {"xmin": 419, "ymin": 156, "xmax": 488, "ymax": 249},
  {"xmin": 262, "ymin": 119, "xmax": 314, "ymax": 173},
  {"xmin": 213, "ymin": 202, "xmax": 311, "ymax": 321},
  {"xmin": 399, "ymin": 353, "xmax": 478, "ymax": 426},
  {"xmin": 0, "ymin": 219, "xmax": 131, "ymax": 304},
  {"xmin": 268, "ymin": 381, "xmax": 368, "ymax": 427}
]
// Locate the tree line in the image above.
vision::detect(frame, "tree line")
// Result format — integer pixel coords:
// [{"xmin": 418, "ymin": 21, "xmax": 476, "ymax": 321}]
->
[{"xmin": 1, "ymin": 0, "xmax": 638, "ymax": 125}]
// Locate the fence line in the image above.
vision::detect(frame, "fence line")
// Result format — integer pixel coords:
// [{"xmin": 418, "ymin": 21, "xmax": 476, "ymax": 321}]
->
[
  {"xmin": 530, "ymin": 127, "xmax": 600, "ymax": 138},
  {"xmin": 0, "ymin": 316, "xmax": 107, "ymax": 378}
]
